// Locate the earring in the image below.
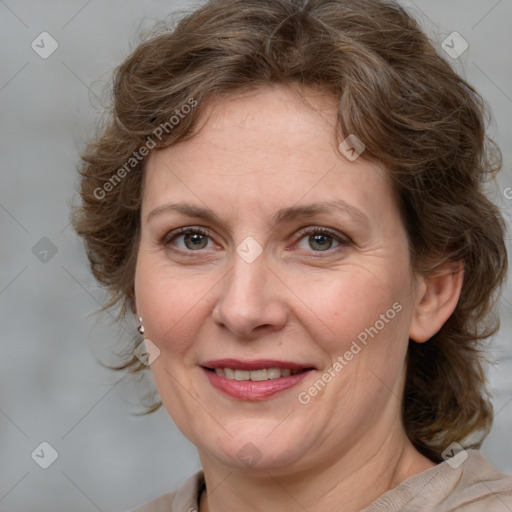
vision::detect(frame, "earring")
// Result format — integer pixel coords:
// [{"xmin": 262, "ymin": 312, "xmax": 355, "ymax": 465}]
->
[{"xmin": 137, "ymin": 316, "xmax": 145, "ymax": 335}]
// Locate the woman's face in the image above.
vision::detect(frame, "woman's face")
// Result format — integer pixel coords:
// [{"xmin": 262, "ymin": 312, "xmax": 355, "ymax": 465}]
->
[{"xmin": 134, "ymin": 85, "xmax": 423, "ymax": 473}]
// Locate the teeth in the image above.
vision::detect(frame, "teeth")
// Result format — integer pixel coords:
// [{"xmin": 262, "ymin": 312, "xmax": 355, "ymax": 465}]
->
[
  {"xmin": 213, "ymin": 367, "xmax": 304, "ymax": 381},
  {"xmin": 234, "ymin": 369, "xmax": 250, "ymax": 381},
  {"xmin": 267, "ymin": 368, "xmax": 281, "ymax": 379},
  {"xmin": 249, "ymin": 369, "xmax": 268, "ymax": 381}
]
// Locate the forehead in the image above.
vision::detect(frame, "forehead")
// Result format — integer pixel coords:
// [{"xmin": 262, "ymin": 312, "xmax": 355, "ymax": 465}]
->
[{"xmin": 142, "ymin": 85, "xmax": 393, "ymax": 225}]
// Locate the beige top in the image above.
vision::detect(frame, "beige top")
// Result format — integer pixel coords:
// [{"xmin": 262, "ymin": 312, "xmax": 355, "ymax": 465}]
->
[{"xmin": 128, "ymin": 450, "xmax": 512, "ymax": 511}]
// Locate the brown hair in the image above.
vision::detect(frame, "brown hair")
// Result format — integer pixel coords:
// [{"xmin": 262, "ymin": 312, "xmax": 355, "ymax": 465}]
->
[{"xmin": 72, "ymin": 0, "xmax": 507, "ymax": 462}]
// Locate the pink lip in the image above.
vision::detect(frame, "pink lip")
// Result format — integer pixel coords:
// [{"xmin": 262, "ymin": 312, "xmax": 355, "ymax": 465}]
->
[
  {"xmin": 201, "ymin": 362, "xmax": 314, "ymax": 401},
  {"xmin": 201, "ymin": 358, "xmax": 313, "ymax": 371}
]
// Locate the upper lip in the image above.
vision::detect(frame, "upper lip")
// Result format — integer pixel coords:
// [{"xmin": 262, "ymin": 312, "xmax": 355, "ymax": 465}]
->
[{"xmin": 201, "ymin": 359, "xmax": 315, "ymax": 371}]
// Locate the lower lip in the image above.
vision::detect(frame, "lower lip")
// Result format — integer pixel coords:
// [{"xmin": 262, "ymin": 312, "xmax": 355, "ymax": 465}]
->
[{"xmin": 202, "ymin": 367, "xmax": 313, "ymax": 401}]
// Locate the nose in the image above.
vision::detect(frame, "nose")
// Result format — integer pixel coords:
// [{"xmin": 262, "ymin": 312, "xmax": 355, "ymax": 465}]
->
[{"xmin": 212, "ymin": 251, "xmax": 289, "ymax": 340}]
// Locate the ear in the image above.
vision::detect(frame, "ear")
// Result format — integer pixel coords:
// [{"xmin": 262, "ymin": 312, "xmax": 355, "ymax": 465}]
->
[{"xmin": 409, "ymin": 261, "xmax": 464, "ymax": 343}]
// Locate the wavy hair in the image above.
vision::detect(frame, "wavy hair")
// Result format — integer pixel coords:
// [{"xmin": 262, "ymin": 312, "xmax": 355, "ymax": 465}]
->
[{"xmin": 72, "ymin": 0, "xmax": 508, "ymax": 461}]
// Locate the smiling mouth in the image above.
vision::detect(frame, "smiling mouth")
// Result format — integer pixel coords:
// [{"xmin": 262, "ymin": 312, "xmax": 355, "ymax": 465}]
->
[
  {"xmin": 204, "ymin": 367, "xmax": 308, "ymax": 381},
  {"xmin": 200, "ymin": 359, "xmax": 315, "ymax": 400}
]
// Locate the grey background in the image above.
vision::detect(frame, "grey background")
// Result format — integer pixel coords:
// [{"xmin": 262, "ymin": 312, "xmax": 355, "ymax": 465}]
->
[{"xmin": 1, "ymin": 1, "xmax": 511, "ymax": 511}]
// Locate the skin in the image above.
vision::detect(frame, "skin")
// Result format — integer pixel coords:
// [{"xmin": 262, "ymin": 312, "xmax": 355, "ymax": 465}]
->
[{"xmin": 134, "ymin": 84, "xmax": 464, "ymax": 512}]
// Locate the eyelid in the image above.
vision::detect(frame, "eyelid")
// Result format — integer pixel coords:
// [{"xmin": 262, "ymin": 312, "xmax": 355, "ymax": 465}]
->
[
  {"xmin": 162, "ymin": 225, "xmax": 211, "ymax": 244},
  {"xmin": 290, "ymin": 226, "xmax": 351, "ymax": 254},
  {"xmin": 292, "ymin": 225, "xmax": 350, "ymax": 244},
  {"xmin": 162, "ymin": 226, "xmax": 218, "ymax": 254},
  {"xmin": 163, "ymin": 225, "xmax": 351, "ymax": 255}
]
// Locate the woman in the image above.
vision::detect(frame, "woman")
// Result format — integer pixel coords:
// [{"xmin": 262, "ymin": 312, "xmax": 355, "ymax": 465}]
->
[{"xmin": 72, "ymin": 0, "xmax": 512, "ymax": 510}]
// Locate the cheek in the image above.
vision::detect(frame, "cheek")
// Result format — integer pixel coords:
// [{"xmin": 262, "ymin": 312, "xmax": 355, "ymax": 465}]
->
[
  {"xmin": 299, "ymin": 266, "xmax": 404, "ymax": 352},
  {"xmin": 134, "ymin": 258, "xmax": 216, "ymax": 353}
]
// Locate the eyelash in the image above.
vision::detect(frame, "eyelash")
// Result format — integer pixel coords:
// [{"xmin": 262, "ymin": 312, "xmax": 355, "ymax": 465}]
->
[{"xmin": 162, "ymin": 226, "xmax": 351, "ymax": 257}]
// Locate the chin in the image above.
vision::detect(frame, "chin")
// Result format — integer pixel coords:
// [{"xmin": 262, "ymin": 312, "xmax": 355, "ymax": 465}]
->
[{"xmin": 197, "ymin": 423, "xmax": 316, "ymax": 473}]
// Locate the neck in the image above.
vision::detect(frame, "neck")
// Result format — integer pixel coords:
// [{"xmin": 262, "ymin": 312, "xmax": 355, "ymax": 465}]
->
[{"xmin": 198, "ymin": 430, "xmax": 436, "ymax": 512}]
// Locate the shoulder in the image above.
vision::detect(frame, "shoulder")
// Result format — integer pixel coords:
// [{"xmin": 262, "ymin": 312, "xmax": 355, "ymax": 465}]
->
[
  {"xmin": 125, "ymin": 470, "xmax": 204, "ymax": 512},
  {"xmin": 440, "ymin": 449, "xmax": 512, "ymax": 511},
  {"xmin": 365, "ymin": 450, "xmax": 512, "ymax": 512}
]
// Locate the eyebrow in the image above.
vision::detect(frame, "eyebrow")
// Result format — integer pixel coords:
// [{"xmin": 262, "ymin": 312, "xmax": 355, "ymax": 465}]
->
[{"xmin": 146, "ymin": 199, "xmax": 369, "ymax": 228}]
